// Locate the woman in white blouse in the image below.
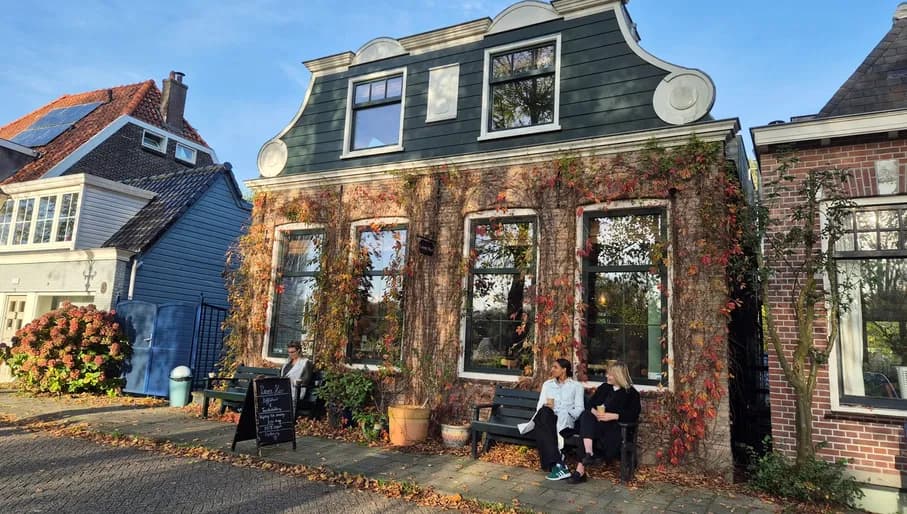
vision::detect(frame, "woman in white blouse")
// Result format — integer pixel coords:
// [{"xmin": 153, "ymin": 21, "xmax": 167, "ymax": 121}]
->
[{"xmin": 528, "ymin": 358, "xmax": 585, "ymax": 481}]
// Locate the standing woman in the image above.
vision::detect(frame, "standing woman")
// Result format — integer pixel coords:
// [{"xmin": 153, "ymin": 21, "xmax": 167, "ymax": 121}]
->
[
  {"xmin": 568, "ymin": 361, "xmax": 640, "ymax": 484},
  {"xmin": 527, "ymin": 358, "xmax": 585, "ymax": 480}
]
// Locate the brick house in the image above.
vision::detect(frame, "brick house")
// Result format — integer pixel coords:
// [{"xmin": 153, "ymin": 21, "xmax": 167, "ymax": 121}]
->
[
  {"xmin": 752, "ymin": 5, "xmax": 907, "ymax": 512},
  {"xmin": 246, "ymin": 0, "xmax": 755, "ymax": 472},
  {"xmin": 0, "ymin": 74, "xmax": 250, "ymax": 391}
]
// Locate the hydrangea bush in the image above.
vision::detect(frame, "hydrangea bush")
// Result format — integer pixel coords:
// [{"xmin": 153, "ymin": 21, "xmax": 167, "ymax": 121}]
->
[{"xmin": 7, "ymin": 303, "xmax": 130, "ymax": 395}]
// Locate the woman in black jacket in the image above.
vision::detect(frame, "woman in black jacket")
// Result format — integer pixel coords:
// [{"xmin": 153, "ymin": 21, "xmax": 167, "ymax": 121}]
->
[{"xmin": 568, "ymin": 361, "xmax": 640, "ymax": 484}]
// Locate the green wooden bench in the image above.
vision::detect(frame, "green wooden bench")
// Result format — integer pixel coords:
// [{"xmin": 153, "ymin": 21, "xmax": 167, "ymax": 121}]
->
[
  {"xmin": 470, "ymin": 386, "xmax": 539, "ymax": 459},
  {"xmin": 471, "ymin": 385, "xmax": 640, "ymax": 482},
  {"xmin": 201, "ymin": 366, "xmax": 280, "ymax": 418}
]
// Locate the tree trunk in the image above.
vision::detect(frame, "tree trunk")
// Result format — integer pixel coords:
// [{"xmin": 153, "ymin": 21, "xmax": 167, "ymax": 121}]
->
[{"xmin": 794, "ymin": 386, "xmax": 815, "ymax": 465}]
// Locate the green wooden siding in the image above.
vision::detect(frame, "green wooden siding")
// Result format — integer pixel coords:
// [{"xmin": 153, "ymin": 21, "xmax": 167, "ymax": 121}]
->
[{"xmin": 280, "ymin": 10, "xmax": 676, "ymax": 175}]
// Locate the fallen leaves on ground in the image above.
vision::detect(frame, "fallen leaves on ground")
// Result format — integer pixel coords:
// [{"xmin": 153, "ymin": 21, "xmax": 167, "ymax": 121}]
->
[{"xmin": 0, "ymin": 413, "xmax": 529, "ymax": 513}]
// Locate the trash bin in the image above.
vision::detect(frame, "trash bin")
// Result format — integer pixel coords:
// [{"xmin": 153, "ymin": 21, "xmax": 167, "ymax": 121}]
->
[{"xmin": 169, "ymin": 366, "xmax": 192, "ymax": 407}]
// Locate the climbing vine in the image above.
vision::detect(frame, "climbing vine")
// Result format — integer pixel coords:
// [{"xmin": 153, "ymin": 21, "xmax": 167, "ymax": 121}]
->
[{"xmin": 224, "ymin": 138, "xmax": 750, "ymax": 472}]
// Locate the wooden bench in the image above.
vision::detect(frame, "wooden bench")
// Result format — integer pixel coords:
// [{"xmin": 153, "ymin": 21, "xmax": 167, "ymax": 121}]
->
[
  {"xmin": 470, "ymin": 387, "xmax": 540, "ymax": 459},
  {"xmin": 470, "ymin": 386, "xmax": 640, "ymax": 482},
  {"xmin": 201, "ymin": 366, "xmax": 280, "ymax": 418},
  {"xmin": 562, "ymin": 423, "xmax": 639, "ymax": 483}
]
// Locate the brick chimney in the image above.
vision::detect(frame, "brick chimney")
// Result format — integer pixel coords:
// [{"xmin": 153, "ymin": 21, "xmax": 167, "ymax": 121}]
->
[
  {"xmin": 160, "ymin": 71, "xmax": 187, "ymax": 132},
  {"xmin": 895, "ymin": 2, "xmax": 907, "ymax": 23}
]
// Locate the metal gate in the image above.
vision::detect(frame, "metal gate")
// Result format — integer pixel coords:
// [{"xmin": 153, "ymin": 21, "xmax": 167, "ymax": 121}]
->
[
  {"xmin": 117, "ymin": 298, "xmax": 227, "ymax": 397},
  {"xmin": 191, "ymin": 302, "xmax": 228, "ymax": 389}
]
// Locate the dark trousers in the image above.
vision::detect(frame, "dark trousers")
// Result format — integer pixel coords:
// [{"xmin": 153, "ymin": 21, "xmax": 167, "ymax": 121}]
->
[
  {"xmin": 574, "ymin": 410, "xmax": 620, "ymax": 460},
  {"xmin": 532, "ymin": 406, "xmax": 565, "ymax": 470}
]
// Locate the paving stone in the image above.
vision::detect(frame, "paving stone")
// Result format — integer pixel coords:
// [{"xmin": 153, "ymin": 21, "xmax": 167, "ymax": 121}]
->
[
  {"xmin": 0, "ymin": 425, "xmax": 437, "ymax": 514},
  {"xmin": 0, "ymin": 391, "xmax": 781, "ymax": 514}
]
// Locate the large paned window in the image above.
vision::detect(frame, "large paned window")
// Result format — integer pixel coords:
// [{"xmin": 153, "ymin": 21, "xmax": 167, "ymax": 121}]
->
[
  {"xmin": 0, "ymin": 192, "xmax": 79, "ymax": 247},
  {"xmin": 582, "ymin": 210, "xmax": 667, "ymax": 385},
  {"xmin": 464, "ymin": 217, "xmax": 536, "ymax": 374},
  {"xmin": 835, "ymin": 205, "xmax": 907, "ymax": 409},
  {"xmin": 350, "ymin": 74, "xmax": 404, "ymax": 152},
  {"xmin": 480, "ymin": 36, "xmax": 561, "ymax": 140},
  {"xmin": 32, "ymin": 196, "xmax": 57, "ymax": 244},
  {"xmin": 349, "ymin": 225, "xmax": 407, "ymax": 364},
  {"xmin": 12, "ymin": 198, "xmax": 34, "ymax": 245},
  {"xmin": 0, "ymin": 200, "xmax": 13, "ymax": 246},
  {"xmin": 269, "ymin": 230, "xmax": 322, "ymax": 359},
  {"xmin": 56, "ymin": 193, "xmax": 78, "ymax": 242}
]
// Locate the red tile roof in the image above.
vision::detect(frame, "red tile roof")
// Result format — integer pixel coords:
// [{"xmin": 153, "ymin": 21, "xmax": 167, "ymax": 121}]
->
[{"xmin": 0, "ymin": 80, "xmax": 208, "ymax": 184}]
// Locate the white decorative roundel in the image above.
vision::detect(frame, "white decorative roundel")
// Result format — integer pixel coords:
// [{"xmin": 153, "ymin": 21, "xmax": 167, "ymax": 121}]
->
[
  {"xmin": 653, "ymin": 71, "xmax": 715, "ymax": 125},
  {"xmin": 258, "ymin": 139, "xmax": 288, "ymax": 178}
]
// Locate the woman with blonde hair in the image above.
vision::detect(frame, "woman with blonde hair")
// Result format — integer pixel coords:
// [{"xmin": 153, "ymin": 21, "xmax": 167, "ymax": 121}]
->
[{"xmin": 567, "ymin": 361, "xmax": 640, "ymax": 484}]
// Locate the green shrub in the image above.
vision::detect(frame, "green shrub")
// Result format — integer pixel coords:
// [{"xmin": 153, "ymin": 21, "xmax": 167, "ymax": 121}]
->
[
  {"xmin": 7, "ymin": 302, "xmax": 130, "ymax": 395},
  {"xmin": 319, "ymin": 369, "xmax": 374, "ymax": 414},
  {"xmin": 748, "ymin": 440, "xmax": 864, "ymax": 507}
]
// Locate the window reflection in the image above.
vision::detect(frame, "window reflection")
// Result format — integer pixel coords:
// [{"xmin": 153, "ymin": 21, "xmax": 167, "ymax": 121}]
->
[
  {"xmin": 465, "ymin": 218, "xmax": 536, "ymax": 373},
  {"xmin": 583, "ymin": 212, "xmax": 666, "ymax": 384},
  {"xmin": 488, "ymin": 43, "xmax": 556, "ymax": 132},
  {"xmin": 270, "ymin": 231, "xmax": 322, "ymax": 358},
  {"xmin": 350, "ymin": 226, "xmax": 407, "ymax": 363}
]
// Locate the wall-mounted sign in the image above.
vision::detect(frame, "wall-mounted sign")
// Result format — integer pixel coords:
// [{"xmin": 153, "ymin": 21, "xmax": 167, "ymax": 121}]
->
[{"xmin": 418, "ymin": 236, "xmax": 436, "ymax": 256}]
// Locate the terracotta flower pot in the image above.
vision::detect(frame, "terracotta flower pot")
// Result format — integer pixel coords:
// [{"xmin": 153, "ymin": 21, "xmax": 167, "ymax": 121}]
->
[
  {"xmin": 440, "ymin": 423, "xmax": 471, "ymax": 448},
  {"xmin": 387, "ymin": 405, "xmax": 430, "ymax": 446}
]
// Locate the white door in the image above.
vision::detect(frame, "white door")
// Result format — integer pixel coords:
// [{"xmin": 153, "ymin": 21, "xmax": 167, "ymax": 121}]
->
[{"xmin": 2, "ymin": 296, "xmax": 27, "ymax": 342}]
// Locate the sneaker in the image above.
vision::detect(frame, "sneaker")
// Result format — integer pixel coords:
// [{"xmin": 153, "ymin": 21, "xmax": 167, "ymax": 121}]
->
[
  {"xmin": 568, "ymin": 471, "xmax": 588, "ymax": 484},
  {"xmin": 545, "ymin": 463, "xmax": 571, "ymax": 481},
  {"xmin": 582, "ymin": 453, "xmax": 602, "ymax": 466}
]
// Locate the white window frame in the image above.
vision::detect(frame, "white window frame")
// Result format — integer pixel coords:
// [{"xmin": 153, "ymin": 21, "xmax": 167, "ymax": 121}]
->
[
  {"xmin": 459, "ymin": 209, "xmax": 539, "ymax": 382},
  {"xmin": 261, "ymin": 222, "xmax": 325, "ymax": 365},
  {"xmin": 347, "ymin": 216, "xmax": 409, "ymax": 371},
  {"xmin": 478, "ymin": 34, "xmax": 562, "ymax": 142},
  {"xmin": 0, "ymin": 190, "xmax": 82, "ymax": 251},
  {"xmin": 824, "ymin": 194, "xmax": 907, "ymax": 417},
  {"xmin": 574, "ymin": 200, "xmax": 673, "ymax": 392},
  {"xmin": 341, "ymin": 68, "xmax": 407, "ymax": 160},
  {"xmin": 174, "ymin": 142, "xmax": 197, "ymax": 165},
  {"xmin": 141, "ymin": 129, "xmax": 167, "ymax": 153}
]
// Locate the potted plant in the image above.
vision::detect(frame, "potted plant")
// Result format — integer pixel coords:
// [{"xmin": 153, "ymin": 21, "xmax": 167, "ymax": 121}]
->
[
  {"xmin": 319, "ymin": 368, "xmax": 374, "ymax": 428},
  {"xmin": 387, "ymin": 335, "xmax": 460, "ymax": 446},
  {"xmin": 437, "ymin": 388, "xmax": 471, "ymax": 448}
]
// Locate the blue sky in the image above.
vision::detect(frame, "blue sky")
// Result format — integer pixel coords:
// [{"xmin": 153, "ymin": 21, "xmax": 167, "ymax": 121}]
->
[{"xmin": 0, "ymin": 1, "xmax": 901, "ymax": 186}]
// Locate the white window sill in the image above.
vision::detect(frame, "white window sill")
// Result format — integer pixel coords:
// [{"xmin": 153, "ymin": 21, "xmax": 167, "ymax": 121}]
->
[
  {"xmin": 582, "ymin": 380, "xmax": 666, "ymax": 393},
  {"xmin": 347, "ymin": 362, "xmax": 400, "ymax": 372},
  {"xmin": 477, "ymin": 123, "xmax": 561, "ymax": 142},
  {"xmin": 340, "ymin": 144, "xmax": 404, "ymax": 160},
  {"xmin": 0, "ymin": 241, "xmax": 75, "ymax": 253},
  {"xmin": 832, "ymin": 403, "xmax": 907, "ymax": 419},
  {"xmin": 459, "ymin": 371, "xmax": 522, "ymax": 382}
]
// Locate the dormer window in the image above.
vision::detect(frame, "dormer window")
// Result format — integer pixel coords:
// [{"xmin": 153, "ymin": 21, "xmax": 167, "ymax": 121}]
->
[
  {"xmin": 141, "ymin": 130, "xmax": 166, "ymax": 153},
  {"xmin": 479, "ymin": 35, "xmax": 562, "ymax": 141},
  {"xmin": 175, "ymin": 142, "xmax": 197, "ymax": 164},
  {"xmin": 342, "ymin": 69, "xmax": 406, "ymax": 158}
]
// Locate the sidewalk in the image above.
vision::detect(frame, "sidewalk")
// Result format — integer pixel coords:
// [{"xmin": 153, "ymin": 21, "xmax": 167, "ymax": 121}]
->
[{"xmin": 0, "ymin": 391, "xmax": 779, "ymax": 513}]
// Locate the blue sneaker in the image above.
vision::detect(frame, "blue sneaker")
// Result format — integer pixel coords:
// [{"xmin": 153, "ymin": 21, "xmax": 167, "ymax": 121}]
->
[{"xmin": 545, "ymin": 463, "xmax": 571, "ymax": 481}]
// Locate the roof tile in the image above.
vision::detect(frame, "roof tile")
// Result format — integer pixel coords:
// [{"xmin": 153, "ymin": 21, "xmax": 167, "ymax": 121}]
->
[
  {"xmin": 103, "ymin": 164, "xmax": 227, "ymax": 252},
  {"xmin": 1, "ymin": 79, "xmax": 208, "ymax": 185}
]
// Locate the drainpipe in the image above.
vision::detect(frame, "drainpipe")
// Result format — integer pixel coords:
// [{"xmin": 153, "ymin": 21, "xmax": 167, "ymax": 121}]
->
[{"xmin": 127, "ymin": 257, "xmax": 142, "ymax": 300}]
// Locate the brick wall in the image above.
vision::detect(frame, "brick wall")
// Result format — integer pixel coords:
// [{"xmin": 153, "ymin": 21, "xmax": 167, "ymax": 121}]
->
[
  {"xmin": 253, "ymin": 148, "xmax": 738, "ymax": 473},
  {"xmin": 760, "ymin": 135, "xmax": 907, "ymax": 481},
  {"xmin": 65, "ymin": 123, "xmax": 214, "ymax": 182}
]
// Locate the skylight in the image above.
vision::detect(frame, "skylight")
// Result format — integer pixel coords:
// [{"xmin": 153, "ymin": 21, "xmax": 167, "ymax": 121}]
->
[{"xmin": 11, "ymin": 102, "xmax": 103, "ymax": 147}]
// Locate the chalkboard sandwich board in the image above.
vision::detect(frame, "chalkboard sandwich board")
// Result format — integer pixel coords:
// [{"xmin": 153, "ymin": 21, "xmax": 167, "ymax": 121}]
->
[{"xmin": 231, "ymin": 377, "xmax": 297, "ymax": 453}]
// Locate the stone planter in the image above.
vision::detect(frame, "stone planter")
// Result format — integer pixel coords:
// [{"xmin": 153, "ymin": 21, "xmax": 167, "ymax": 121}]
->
[
  {"xmin": 387, "ymin": 405, "xmax": 430, "ymax": 446},
  {"xmin": 440, "ymin": 423, "xmax": 471, "ymax": 448}
]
